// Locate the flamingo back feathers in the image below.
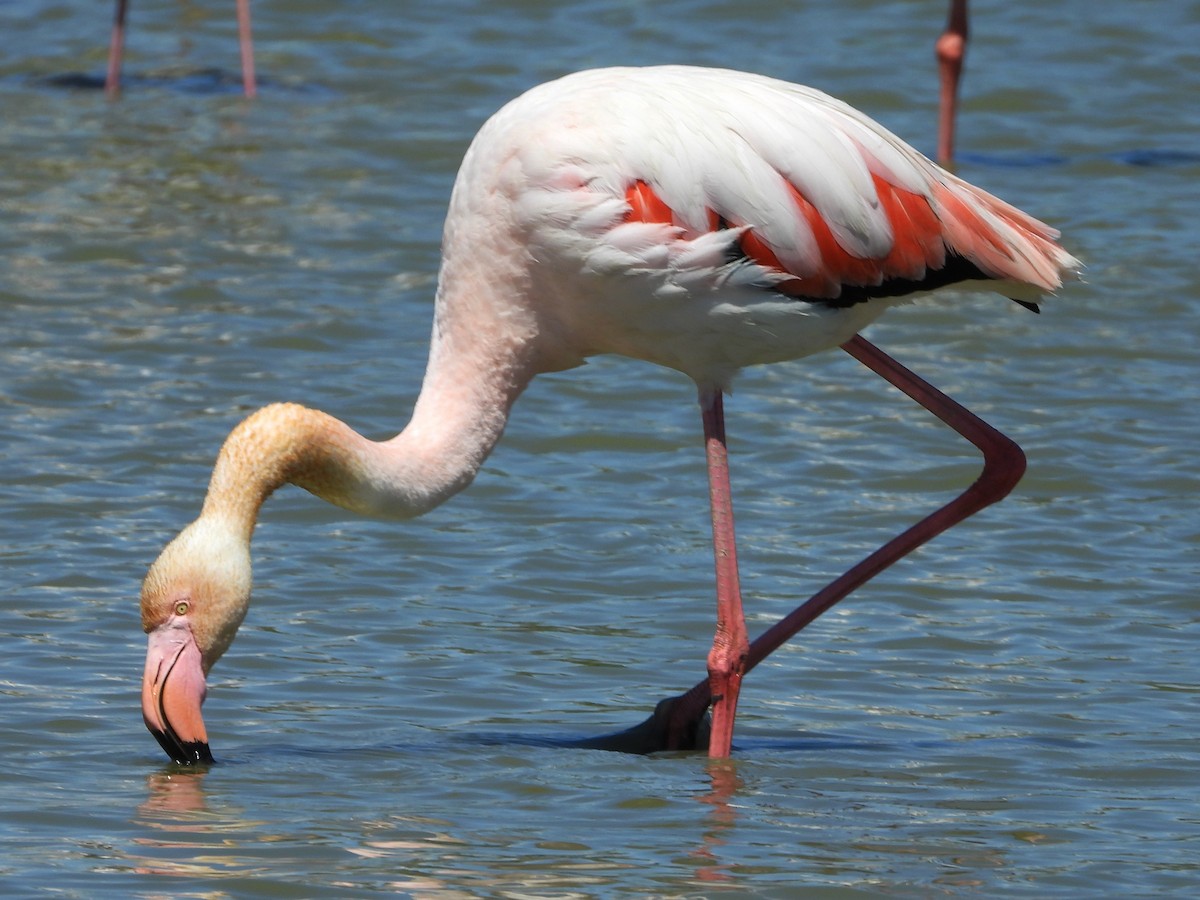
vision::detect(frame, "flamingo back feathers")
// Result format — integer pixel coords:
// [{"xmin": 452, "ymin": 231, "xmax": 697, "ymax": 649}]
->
[
  {"xmin": 447, "ymin": 66, "xmax": 1079, "ymax": 382},
  {"xmin": 624, "ymin": 163, "xmax": 1076, "ymax": 309},
  {"xmin": 587, "ymin": 66, "xmax": 1080, "ymax": 307}
]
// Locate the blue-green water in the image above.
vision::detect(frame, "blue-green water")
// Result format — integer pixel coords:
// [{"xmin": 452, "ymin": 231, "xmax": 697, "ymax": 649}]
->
[{"xmin": 2, "ymin": 1, "xmax": 1198, "ymax": 896}]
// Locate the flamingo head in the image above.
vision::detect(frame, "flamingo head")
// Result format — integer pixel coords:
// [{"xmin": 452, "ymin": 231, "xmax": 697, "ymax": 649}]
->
[{"xmin": 140, "ymin": 517, "xmax": 251, "ymax": 765}]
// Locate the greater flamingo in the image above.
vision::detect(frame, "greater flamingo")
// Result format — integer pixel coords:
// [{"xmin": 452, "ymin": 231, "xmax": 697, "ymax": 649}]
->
[
  {"xmin": 140, "ymin": 66, "xmax": 1078, "ymax": 765},
  {"xmin": 105, "ymin": 0, "xmax": 257, "ymax": 99}
]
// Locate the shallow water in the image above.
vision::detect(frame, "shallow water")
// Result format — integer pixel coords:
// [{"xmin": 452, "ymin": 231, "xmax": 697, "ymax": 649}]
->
[{"xmin": 2, "ymin": 0, "xmax": 1199, "ymax": 896}]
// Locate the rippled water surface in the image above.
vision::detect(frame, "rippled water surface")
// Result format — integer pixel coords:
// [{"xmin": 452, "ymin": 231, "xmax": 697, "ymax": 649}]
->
[{"xmin": 2, "ymin": 1, "xmax": 1198, "ymax": 896}]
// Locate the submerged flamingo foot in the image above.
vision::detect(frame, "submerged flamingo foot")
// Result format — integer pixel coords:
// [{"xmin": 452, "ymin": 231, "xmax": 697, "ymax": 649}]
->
[{"xmin": 579, "ymin": 695, "xmax": 712, "ymax": 754}]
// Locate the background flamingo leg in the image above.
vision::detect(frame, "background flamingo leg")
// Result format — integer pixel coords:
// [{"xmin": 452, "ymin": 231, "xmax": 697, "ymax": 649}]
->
[
  {"xmin": 236, "ymin": 0, "xmax": 257, "ymax": 98},
  {"xmin": 936, "ymin": 0, "xmax": 969, "ymax": 164},
  {"xmin": 103, "ymin": 0, "xmax": 257, "ymax": 99},
  {"xmin": 105, "ymin": 0, "xmax": 129, "ymax": 99}
]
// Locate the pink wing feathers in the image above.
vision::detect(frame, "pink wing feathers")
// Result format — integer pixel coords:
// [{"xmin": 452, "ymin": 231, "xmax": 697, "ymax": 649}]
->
[{"xmin": 607, "ymin": 68, "xmax": 1077, "ymax": 307}]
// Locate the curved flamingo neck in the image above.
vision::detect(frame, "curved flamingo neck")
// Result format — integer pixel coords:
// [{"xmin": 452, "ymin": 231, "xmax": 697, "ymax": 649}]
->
[
  {"xmin": 200, "ymin": 404, "xmax": 369, "ymax": 540},
  {"xmin": 198, "ymin": 334, "xmax": 538, "ymax": 543}
]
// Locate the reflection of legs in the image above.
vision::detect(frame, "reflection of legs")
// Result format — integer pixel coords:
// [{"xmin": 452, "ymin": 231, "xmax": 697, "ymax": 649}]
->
[
  {"xmin": 652, "ymin": 334, "xmax": 1026, "ymax": 751},
  {"xmin": 700, "ymin": 392, "xmax": 749, "ymax": 759},
  {"xmin": 689, "ymin": 761, "xmax": 742, "ymax": 884}
]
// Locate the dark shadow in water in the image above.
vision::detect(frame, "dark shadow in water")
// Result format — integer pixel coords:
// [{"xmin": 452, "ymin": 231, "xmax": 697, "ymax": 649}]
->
[
  {"xmin": 1105, "ymin": 148, "xmax": 1200, "ymax": 167},
  {"xmin": 956, "ymin": 150, "xmax": 1071, "ymax": 168},
  {"xmin": 958, "ymin": 148, "xmax": 1200, "ymax": 168},
  {"xmin": 462, "ymin": 722, "xmax": 1097, "ymax": 757},
  {"xmin": 30, "ymin": 68, "xmax": 331, "ymax": 97},
  {"xmin": 463, "ymin": 726, "xmax": 901, "ymax": 757},
  {"xmin": 168, "ymin": 727, "xmax": 897, "ymax": 766},
  {"xmin": 139, "ymin": 722, "xmax": 1095, "ymax": 777}
]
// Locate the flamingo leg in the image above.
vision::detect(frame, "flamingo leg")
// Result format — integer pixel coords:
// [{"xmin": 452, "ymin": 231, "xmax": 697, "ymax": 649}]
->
[
  {"xmin": 235, "ymin": 0, "xmax": 257, "ymax": 98},
  {"xmin": 648, "ymin": 334, "xmax": 1024, "ymax": 752},
  {"xmin": 105, "ymin": 0, "xmax": 129, "ymax": 100},
  {"xmin": 103, "ymin": 0, "xmax": 256, "ymax": 100},
  {"xmin": 936, "ymin": 0, "xmax": 969, "ymax": 164},
  {"xmin": 700, "ymin": 391, "xmax": 749, "ymax": 758},
  {"xmin": 741, "ymin": 334, "xmax": 1025, "ymax": 670}
]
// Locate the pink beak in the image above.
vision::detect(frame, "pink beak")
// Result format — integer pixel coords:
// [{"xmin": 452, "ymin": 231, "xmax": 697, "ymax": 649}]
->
[{"xmin": 142, "ymin": 619, "xmax": 213, "ymax": 765}]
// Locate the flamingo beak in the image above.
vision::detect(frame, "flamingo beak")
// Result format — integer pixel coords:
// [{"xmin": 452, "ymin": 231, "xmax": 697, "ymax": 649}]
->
[{"xmin": 142, "ymin": 619, "xmax": 214, "ymax": 765}]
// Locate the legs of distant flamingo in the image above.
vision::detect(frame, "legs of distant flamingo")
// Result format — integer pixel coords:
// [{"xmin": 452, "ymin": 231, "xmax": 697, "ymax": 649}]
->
[
  {"xmin": 700, "ymin": 391, "xmax": 750, "ymax": 758},
  {"xmin": 104, "ymin": 0, "xmax": 257, "ymax": 99},
  {"xmin": 634, "ymin": 333, "xmax": 1025, "ymax": 754},
  {"xmin": 936, "ymin": 0, "xmax": 969, "ymax": 164},
  {"xmin": 235, "ymin": 0, "xmax": 257, "ymax": 99},
  {"xmin": 105, "ymin": 0, "xmax": 129, "ymax": 100}
]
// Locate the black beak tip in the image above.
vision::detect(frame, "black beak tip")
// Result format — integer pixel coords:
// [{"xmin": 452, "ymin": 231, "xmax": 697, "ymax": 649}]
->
[
  {"xmin": 149, "ymin": 726, "xmax": 214, "ymax": 766},
  {"xmin": 176, "ymin": 740, "xmax": 215, "ymax": 766}
]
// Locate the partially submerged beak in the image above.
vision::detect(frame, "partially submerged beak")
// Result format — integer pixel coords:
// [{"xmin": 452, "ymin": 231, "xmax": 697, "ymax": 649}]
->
[{"xmin": 142, "ymin": 620, "xmax": 214, "ymax": 765}]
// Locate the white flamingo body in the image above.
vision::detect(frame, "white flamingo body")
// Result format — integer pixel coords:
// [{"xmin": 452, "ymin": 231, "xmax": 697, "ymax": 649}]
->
[
  {"xmin": 443, "ymin": 67, "xmax": 1068, "ymax": 388},
  {"xmin": 140, "ymin": 66, "xmax": 1079, "ymax": 765}
]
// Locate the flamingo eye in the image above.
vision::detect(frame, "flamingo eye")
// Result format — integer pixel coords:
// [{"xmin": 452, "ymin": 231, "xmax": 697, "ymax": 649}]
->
[{"xmin": 174, "ymin": 600, "xmax": 190, "ymax": 617}]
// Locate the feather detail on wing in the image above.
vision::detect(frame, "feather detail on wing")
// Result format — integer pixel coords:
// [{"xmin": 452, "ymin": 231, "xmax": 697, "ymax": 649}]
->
[{"xmin": 505, "ymin": 67, "xmax": 1079, "ymax": 309}]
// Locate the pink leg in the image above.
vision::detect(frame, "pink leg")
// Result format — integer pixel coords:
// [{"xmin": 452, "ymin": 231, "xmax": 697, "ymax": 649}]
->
[
  {"xmin": 742, "ymin": 334, "xmax": 1025, "ymax": 668},
  {"xmin": 936, "ymin": 0, "xmax": 969, "ymax": 164},
  {"xmin": 658, "ymin": 335, "xmax": 1024, "ymax": 750},
  {"xmin": 105, "ymin": 0, "xmax": 129, "ymax": 100},
  {"xmin": 700, "ymin": 391, "xmax": 749, "ymax": 758},
  {"xmin": 236, "ymin": 0, "xmax": 257, "ymax": 98}
]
